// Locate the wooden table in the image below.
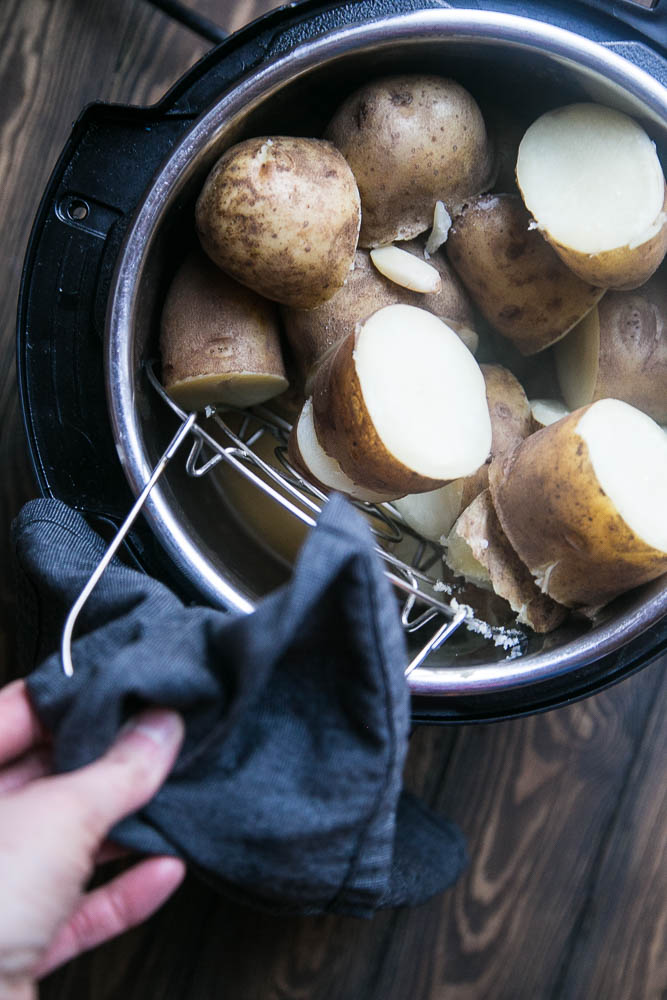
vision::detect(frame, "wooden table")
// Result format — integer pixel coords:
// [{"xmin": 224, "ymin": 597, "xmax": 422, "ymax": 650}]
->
[{"xmin": 1, "ymin": 1, "xmax": 665, "ymax": 996}]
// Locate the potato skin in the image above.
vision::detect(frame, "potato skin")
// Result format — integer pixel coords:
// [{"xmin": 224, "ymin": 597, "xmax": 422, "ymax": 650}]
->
[
  {"xmin": 195, "ymin": 136, "xmax": 361, "ymax": 308},
  {"xmin": 311, "ymin": 333, "xmax": 446, "ymax": 495},
  {"xmin": 546, "ymin": 185, "xmax": 667, "ymax": 291},
  {"xmin": 488, "ymin": 407, "xmax": 667, "ymax": 608},
  {"xmin": 447, "ymin": 194, "xmax": 604, "ymax": 354},
  {"xmin": 160, "ymin": 249, "xmax": 287, "ymax": 409},
  {"xmin": 449, "ymin": 490, "xmax": 567, "ymax": 633},
  {"xmin": 561, "ymin": 264, "xmax": 667, "ymax": 423},
  {"xmin": 281, "ymin": 244, "xmax": 476, "ymax": 383},
  {"xmin": 456, "ymin": 364, "xmax": 533, "ymax": 507},
  {"xmin": 325, "ymin": 75, "xmax": 493, "ymax": 248}
]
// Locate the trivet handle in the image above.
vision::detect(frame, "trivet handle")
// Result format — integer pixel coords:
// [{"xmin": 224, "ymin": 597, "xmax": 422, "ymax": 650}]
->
[{"xmin": 60, "ymin": 413, "xmax": 197, "ymax": 678}]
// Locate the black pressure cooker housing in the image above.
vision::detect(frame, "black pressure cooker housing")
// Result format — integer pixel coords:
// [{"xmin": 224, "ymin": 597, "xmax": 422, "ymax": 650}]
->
[{"xmin": 18, "ymin": 0, "xmax": 667, "ymax": 722}]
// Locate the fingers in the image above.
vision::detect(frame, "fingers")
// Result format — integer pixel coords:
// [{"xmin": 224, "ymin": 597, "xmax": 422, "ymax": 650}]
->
[
  {"xmin": 34, "ymin": 856, "xmax": 186, "ymax": 979},
  {"xmin": 47, "ymin": 708, "xmax": 184, "ymax": 844},
  {"xmin": 0, "ymin": 746, "xmax": 51, "ymax": 795},
  {"xmin": 0, "ymin": 681, "xmax": 48, "ymax": 765}
]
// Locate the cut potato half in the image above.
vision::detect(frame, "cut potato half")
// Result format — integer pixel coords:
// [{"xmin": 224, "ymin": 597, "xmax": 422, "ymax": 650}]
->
[
  {"xmin": 555, "ymin": 267, "xmax": 667, "ymax": 423},
  {"xmin": 446, "ymin": 490, "xmax": 567, "ymax": 632},
  {"xmin": 312, "ymin": 304, "xmax": 492, "ymax": 495},
  {"xmin": 517, "ymin": 103, "xmax": 667, "ymax": 290},
  {"xmin": 160, "ymin": 250, "xmax": 288, "ymax": 410},
  {"xmin": 392, "ymin": 482, "xmax": 465, "ymax": 543},
  {"xmin": 529, "ymin": 398, "xmax": 570, "ymax": 432},
  {"xmin": 489, "ymin": 399, "xmax": 667, "ymax": 608},
  {"xmin": 288, "ymin": 398, "xmax": 400, "ymax": 504}
]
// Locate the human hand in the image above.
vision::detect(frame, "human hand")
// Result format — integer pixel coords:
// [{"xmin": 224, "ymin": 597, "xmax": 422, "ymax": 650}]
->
[{"xmin": 0, "ymin": 679, "xmax": 186, "ymax": 999}]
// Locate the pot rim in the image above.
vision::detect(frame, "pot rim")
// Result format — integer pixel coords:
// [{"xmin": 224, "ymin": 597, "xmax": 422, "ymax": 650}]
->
[{"xmin": 106, "ymin": 7, "xmax": 667, "ymax": 696}]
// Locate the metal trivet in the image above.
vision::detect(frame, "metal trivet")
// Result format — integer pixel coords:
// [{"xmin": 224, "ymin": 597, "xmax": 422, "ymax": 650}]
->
[{"xmin": 61, "ymin": 361, "xmax": 525, "ymax": 677}]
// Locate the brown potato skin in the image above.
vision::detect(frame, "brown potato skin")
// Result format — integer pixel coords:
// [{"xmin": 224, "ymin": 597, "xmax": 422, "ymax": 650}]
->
[
  {"xmin": 581, "ymin": 265, "xmax": 667, "ymax": 422},
  {"xmin": 488, "ymin": 407, "xmax": 667, "ymax": 608},
  {"xmin": 311, "ymin": 333, "xmax": 446, "ymax": 496},
  {"xmin": 547, "ymin": 185, "xmax": 667, "ymax": 291},
  {"xmin": 281, "ymin": 244, "xmax": 476, "ymax": 383},
  {"xmin": 449, "ymin": 490, "xmax": 567, "ymax": 633},
  {"xmin": 447, "ymin": 194, "xmax": 604, "ymax": 354},
  {"xmin": 160, "ymin": 249, "xmax": 287, "ymax": 408},
  {"xmin": 325, "ymin": 75, "xmax": 493, "ymax": 248},
  {"xmin": 195, "ymin": 136, "xmax": 361, "ymax": 308},
  {"xmin": 456, "ymin": 364, "xmax": 533, "ymax": 507}
]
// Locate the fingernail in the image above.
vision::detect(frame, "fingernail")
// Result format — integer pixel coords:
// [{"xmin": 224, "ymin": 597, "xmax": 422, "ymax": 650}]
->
[{"xmin": 121, "ymin": 708, "xmax": 184, "ymax": 748}]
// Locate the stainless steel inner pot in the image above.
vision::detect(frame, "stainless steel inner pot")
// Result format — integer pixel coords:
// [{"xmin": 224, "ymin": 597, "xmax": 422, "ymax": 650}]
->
[{"xmin": 106, "ymin": 8, "xmax": 667, "ymax": 700}]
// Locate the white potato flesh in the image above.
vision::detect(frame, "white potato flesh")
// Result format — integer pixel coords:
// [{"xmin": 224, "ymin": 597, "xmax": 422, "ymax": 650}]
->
[
  {"xmin": 529, "ymin": 398, "xmax": 570, "ymax": 429},
  {"xmin": 424, "ymin": 201, "xmax": 452, "ymax": 257},
  {"xmin": 577, "ymin": 399, "xmax": 667, "ymax": 552},
  {"xmin": 554, "ymin": 308, "xmax": 600, "ymax": 410},
  {"xmin": 354, "ymin": 305, "xmax": 492, "ymax": 480},
  {"xmin": 392, "ymin": 481, "xmax": 464, "ymax": 543},
  {"xmin": 296, "ymin": 398, "xmax": 398, "ymax": 503},
  {"xmin": 517, "ymin": 104, "xmax": 666, "ymax": 254},
  {"xmin": 370, "ymin": 246, "xmax": 442, "ymax": 293},
  {"xmin": 445, "ymin": 529, "xmax": 493, "ymax": 591}
]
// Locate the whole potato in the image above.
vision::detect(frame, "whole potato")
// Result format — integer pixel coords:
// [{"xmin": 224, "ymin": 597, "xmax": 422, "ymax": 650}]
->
[
  {"xmin": 325, "ymin": 75, "xmax": 493, "ymax": 248},
  {"xmin": 195, "ymin": 136, "xmax": 361, "ymax": 309},
  {"xmin": 447, "ymin": 194, "xmax": 604, "ymax": 354}
]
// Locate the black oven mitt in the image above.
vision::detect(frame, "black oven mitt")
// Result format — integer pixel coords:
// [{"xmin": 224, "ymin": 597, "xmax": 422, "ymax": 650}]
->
[{"xmin": 12, "ymin": 495, "xmax": 466, "ymax": 916}]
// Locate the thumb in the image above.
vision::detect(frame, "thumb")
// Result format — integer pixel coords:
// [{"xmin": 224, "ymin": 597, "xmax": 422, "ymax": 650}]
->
[{"xmin": 46, "ymin": 708, "xmax": 184, "ymax": 844}]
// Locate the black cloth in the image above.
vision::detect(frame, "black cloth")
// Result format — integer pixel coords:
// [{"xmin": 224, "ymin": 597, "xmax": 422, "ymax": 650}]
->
[{"xmin": 12, "ymin": 495, "xmax": 466, "ymax": 916}]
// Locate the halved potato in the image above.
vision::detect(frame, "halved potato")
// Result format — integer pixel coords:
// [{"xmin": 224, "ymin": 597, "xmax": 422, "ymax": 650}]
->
[
  {"xmin": 287, "ymin": 398, "xmax": 400, "ymax": 504},
  {"xmin": 555, "ymin": 265, "xmax": 667, "ymax": 423},
  {"xmin": 312, "ymin": 304, "xmax": 492, "ymax": 495},
  {"xmin": 488, "ymin": 399, "xmax": 667, "ymax": 608},
  {"xmin": 529, "ymin": 398, "xmax": 570, "ymax": 432},
  {"xmin": 281, "ymin": 245, "xmax": 477, "ymax": 387},
  {"xmin": 195, "ymin": 136, "xmax": 361, "ymax": 308},
  {"xmin": 447, "ymin": 193, "xmax": 604, "ymax": 354},
  {"xmin": 446, "ymin": 490, "xmax": 568, "ymax": 632},
  {"xmin": 516, "ymin": 103, "xmax": 667, "ymax": 290},
  {"xmin": 160, "ymin": 249, "xmax": 288, "ymax": 410},
  {"xmin": 392, "ymin": 482, "xmax": 465, "ymax": 544},
  {"xmin": 325, "ymin": 75, "xmax": 493, "ymax": 247}
]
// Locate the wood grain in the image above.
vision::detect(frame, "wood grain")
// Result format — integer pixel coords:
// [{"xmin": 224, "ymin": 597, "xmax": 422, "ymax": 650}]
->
[{"xmin": 0, "ymin": 2, "xmax": 665, "ymax": 999}]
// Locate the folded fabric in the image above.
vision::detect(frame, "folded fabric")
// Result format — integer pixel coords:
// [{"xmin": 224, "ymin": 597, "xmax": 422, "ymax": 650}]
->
[{"xmin": 12, "ymin": 495, "xmax": 466, "ymax": 915}]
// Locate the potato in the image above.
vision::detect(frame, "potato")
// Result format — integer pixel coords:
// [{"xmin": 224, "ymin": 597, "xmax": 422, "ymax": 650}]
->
[
  {"xmin": 281, "ymin": 244, "xmax": 477, "ymax": 388},
  {"xmin": 446, "ymin": 490, "xmax": 567, "ymax": 633},
  {"xmin": 516, "ymin": 103, "xmax": 667, "ymax": 290},
  {"xmin": 554, "ymin": 265, "xmax": 667, "ymax": 423},
  {"xmin": 529, "ymin": 398, "xmax": 570, "ymax": 432},
  {"xmin": 195, "ymin": 136, "xmax": 360, "ymax": 308},
  {"xmin": 389, "ymin": 364, "xmax": 531, "ymax": 541},
  {"xmin": 488, "ymin": 399, "xmax": 667, "ymax": 609},
  {"xmin": 160, "ymin": 249, "xmax": 288, "ymax": 410},
  {"xmin": 312, "ymin": 304, "xmax": 492, "ymax": 495},
  {"xmin": 447, "ymin": 193, "xmax": 604, "ymax": 354},
  {"xmin": 287, "ymin": 398, "xmax": 401, "ymax": 503},
  {"xmin": 324, "ymin": 75, "xmax": 493, "ymax": 248}
]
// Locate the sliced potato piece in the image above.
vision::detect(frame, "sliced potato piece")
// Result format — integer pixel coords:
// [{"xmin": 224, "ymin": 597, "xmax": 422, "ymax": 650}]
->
[
  {"xmin": 281, "ymin": 245, "xmax": 477, "ymax": 387},
  {"xmin": 555, "ymin": 266, "xmax": 667, "ymax": 423},
  {"xmin": 370, "ymin": 246, "xmax": 442, "ymax": 293},
  {"xmin": 325, "ymin": 75, "xmax": 493, "ymax": 247},
  {"xmin": 447, "ymin": 193, "xmax": 604, "ymax": 354},
  {"xmin": 195, "ymin": 136, "xmax": 361, "ymax": 308},
  {"xmin": 529, "ymin": 398, "xmax": 570, "ymax": 432},
  {"xmin": 517, "ymin": 103, "xmax": 667, "ymax": 290},
  {"xmin": 488, "ymin": 399, "xmax": 667, "ymax": 608},
  {"xmin": 392, "ymin": 482, "xmax": 465, "ymax": 543},
  {"xmin": 160, "ymin": 250, "xmax": 288, "ymax": 410},
  {"xmin": 288, "ymin": 398, "xmax": 400, "ymax": 504},
  {"xmin": 312, "ymin": 304, "xmax": 492, "ymax": 495},
  {"xmin": 446, "ymin": 490, "xmax": 568, "ymax": 632}
]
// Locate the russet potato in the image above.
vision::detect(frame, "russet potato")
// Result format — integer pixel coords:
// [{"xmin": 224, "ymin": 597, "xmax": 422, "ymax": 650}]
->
[
  {"xmin": 196, "ymin": 136, "xmax": 361, "ymax": 309},
  {"xmin": 325, "ymin": 75, "xmax": 493, "ymax": 248}
]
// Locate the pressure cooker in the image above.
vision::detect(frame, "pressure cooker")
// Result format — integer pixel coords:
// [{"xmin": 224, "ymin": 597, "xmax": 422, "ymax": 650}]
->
[{"xmin": 17, "ymin": 0, "xmax": 667, "ymax": 723}]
